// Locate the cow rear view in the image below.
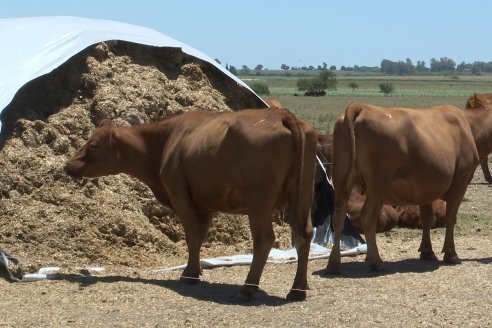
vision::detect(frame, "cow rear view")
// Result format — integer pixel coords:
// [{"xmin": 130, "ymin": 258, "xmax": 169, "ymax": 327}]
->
[
  {"xmin": 327, "ymin": 102, "xmax": 480, "ymax": 273},
  {"xmin": 65, "ymin": 107, "xmax": 317, "ymax": 301}
]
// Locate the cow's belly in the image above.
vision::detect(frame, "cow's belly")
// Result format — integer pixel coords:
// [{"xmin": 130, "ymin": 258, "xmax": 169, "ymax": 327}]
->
[{"xmin": 382, "ymin": 176, "xmax": 450, "ymax": 205}]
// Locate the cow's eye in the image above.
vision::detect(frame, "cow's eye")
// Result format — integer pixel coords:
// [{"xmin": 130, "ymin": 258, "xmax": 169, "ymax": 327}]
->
[{"xmin": 90, "ymin": 142, "xmax": 98, "ymax": 149}]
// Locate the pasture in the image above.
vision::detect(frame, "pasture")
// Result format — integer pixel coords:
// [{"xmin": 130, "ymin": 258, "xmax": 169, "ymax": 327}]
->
[
  {"xmin": 2, "ymin": 74, "xmax": 492, "ymax": 327},
  {"xmin": 246, "ymin": 73, "xmax": 492, "ymax": 132}
]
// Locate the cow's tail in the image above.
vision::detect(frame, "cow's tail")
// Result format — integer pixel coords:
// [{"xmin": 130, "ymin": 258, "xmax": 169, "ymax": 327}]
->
[
  {"xmin": 279, "ymin": 108, "xmax": 317, "ymax": 243},
  {"xmin": 332, "ymin": 102, "xmax": 363, "ymax": 199}
]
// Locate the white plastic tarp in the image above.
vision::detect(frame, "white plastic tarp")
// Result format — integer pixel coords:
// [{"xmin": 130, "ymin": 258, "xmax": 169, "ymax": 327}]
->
[{"xmin": 0, "ymin": 16, "xmax": 265, "ymax": 130}]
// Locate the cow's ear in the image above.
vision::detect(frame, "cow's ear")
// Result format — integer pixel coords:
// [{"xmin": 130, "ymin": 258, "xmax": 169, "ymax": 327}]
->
[{"xmin": 98, "ymin": 119, "xmax": 113, "ymax": 128}]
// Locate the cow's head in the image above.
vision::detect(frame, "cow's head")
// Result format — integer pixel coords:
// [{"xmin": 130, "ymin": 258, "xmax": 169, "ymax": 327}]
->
[{"xmin": 65, "ymin": 119, "xmax": 122, "ymax": 178}]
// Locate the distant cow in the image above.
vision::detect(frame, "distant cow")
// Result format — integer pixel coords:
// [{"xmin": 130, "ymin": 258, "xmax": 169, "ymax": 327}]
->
[
  {"xmin": 316, "ymin": 133, "xmax": 445, "ymax": 232},
  {"xmin": 304, "ymin": 90, "xmax": 326, "ymax": 97},
  {"xmin": 65, "ymin": 107, "xmax": 318, "ymax": 301},
  {"xmin": 327, "ymin": 102, "xmax": 492, "ymax": 272},
  {"xmin": 466, "ymin": 93, "xmax": 492, "ymax": 183}
]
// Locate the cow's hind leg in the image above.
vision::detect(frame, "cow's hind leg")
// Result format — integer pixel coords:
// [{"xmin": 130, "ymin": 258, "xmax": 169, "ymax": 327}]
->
[
  {"xmin": 326, "ymin": 198, "xmax": 347, "ymax": 274},
  {"xmin": 360, "ymin": 197, "xmax": 384, "ymax": 271},
  {"xmin": 418, "ymin": 204, "xmax": 438, "ymax": 261},
  {"xmin": 442, "ymin": 199, "xmax": 462, "ymax": 265},
  {"xmin": 232, "ymin": 206, "xmax": 275, "ymax": 302},
  {"xmin": 286, "ymin": 207, "xmax": 313, "ymax": 301}
]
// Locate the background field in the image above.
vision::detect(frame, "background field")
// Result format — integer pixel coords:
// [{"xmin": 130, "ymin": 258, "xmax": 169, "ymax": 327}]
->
[{"xmin": 243, "ymin": 74, "xmax": 492, "ymax": 133}]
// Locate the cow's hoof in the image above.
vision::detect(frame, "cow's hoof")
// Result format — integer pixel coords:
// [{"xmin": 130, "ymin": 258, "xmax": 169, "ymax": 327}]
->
[
  {"xmin": 420, "ymin": 250, "xmax": 438, "ymax": 261},
  {"xmin": 286, "ymin": 289, "xmax": 307, "ymax": 302},
  {"xmin": 370, "ymin": 260, "xmax": 384, "ymax": 271},
  {"xmin": 326, "ymin": 258, "xmax": 341, "ymax": 274},
  {"xmin": 229, "ymin": 285, "xmax": 261, "ymax": 303},
  {"xmin": 443, "ymin": 255, "xmax": 461, "ymax": 265},
  {"xmin": 179, "ymin": 274, "xmax": 201, "ymax": 284}
]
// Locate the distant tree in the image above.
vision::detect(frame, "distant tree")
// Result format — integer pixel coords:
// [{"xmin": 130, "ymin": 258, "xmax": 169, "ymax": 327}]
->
[
  {"xmin": 281, "ymin": 64, "xmax": 290, "ymax": 70},
  {"xmin": 214, "ymin": 58, "xmax": 221, "ymax": 64},
  {"xmin": 239, "ymin": 65, "xmax": 251, "ymax": 75},
  {"xmin": 297, "ymin": 70, "xmax": 337, "ymax": 95},
  {"xmin": 340, "ymin": 65, "xmax": 347, "ymax": 71},
  {"xmin": 228, "ymin": 65, "xmax": 238, "ymax": 76},
  {"xmin": 329, "ymin": 65, "xmax": 337, "ymax": 70},
  {"xmin": 348, "ymin": 81, "xmax": 359, "ymax": 91},
  {"xmin": 255, "ymin": 64, "xmax": 263, "ymax": 71},
  {"xmin": 319, "ymin": 70, "xmax": 338, "ymax": 90},
  {"xmin": 379, "ymin": 82, "xmax": 394, "ymax": 96},
  {"xmin": 296, "ymin": 78, "xmax": 311, "ymax": 91},
  {"xmin": 249, "ymin": 82, "xmax": 270, "ymax": 95},
  {"xmin": 323, "ymin": 62, "xmax": 328, "ymax": 69},
  {"xmin": 430, "ymin": 57, "xmax": 456, "ymax": 72},
  {"xmin": 415, "ymin": 60, "xmax": 427, "ymax": 72}
]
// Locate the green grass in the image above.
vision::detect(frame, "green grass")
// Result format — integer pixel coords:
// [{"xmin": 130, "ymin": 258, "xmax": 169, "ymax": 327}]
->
[{"xmin": 243, "ymin": 74, "xmax": 492, "ymax": 133}]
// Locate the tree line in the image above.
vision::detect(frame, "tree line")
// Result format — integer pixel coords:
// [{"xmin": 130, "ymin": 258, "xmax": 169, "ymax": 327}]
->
[{"xmin": 220, "ymin": 57, "xmax": 492, "ymax": 76}]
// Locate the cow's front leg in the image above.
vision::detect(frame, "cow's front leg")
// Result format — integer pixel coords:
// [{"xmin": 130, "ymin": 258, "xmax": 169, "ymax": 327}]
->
[
  {"xmin": 479, "ymin": 157, "xmax": 492, "ymax": 184},
  {"xmin": 179, "ymin": 212, "xmax": 213, "ymax": 284}
]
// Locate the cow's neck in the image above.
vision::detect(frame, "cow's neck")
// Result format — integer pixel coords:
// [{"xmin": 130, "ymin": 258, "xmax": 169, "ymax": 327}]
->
[
  {"xmin": 465, "ymin": 108, "xmax": 492, "ymax": 159},
  {"xmin": 115, "ymin": 124, "xmax": 170, "ymax": 193}
]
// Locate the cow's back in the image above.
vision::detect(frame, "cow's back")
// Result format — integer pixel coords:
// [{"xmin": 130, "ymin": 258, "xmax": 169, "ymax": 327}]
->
[{"xmin": 161, "ymin": 108, "xmax": 315, "ymax": 213}]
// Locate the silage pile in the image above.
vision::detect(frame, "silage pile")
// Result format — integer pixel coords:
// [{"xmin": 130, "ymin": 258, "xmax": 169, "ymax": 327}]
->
[{"xmin": 0, "ymin": 40, "xmax": 283, "ymax": 275}]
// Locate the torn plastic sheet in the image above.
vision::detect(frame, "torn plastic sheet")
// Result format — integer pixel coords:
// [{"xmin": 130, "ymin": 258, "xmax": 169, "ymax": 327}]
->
[{"xmin": 153, "ymin": 243, "xmax": 367, "ymax": 272}]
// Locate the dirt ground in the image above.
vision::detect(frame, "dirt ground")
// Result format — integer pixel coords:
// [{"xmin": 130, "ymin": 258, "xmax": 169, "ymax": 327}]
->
[
  {"xmin": 1, "ymin": 145, "xmax": 491, "ymax": 328},
  {"xmin": 1, "ymin": 41, "xmax": 492, "ymax": 327}
]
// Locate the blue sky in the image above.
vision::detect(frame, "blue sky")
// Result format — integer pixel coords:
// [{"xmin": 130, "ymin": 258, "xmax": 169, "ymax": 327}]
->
[{"xmin": 3, "ymin": 0, "xmax": 492, "ymax": 69}]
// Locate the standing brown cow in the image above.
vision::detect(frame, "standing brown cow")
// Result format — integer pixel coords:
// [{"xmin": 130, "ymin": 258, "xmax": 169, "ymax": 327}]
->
[
  {"xmin": 327, "ymin": 102, "xmax": 491, "ymax": 272},
  {"xmin": 65, "ymin": 107, "xmax": 318, "ymax": 301},
  {"xmin": 316, "ymin": 133, "xmax": 445, "ymax": 232},
  {"xmin": 466, "ymin": 93, "xmax": 492, "ymax": 183}
]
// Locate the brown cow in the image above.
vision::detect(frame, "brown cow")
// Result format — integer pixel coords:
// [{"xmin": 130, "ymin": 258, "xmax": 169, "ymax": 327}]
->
[
  {"xmin": 65, "ymin": 107, "xmax": 318, "ymax": 301},
  {"xmin": 466, "ymin": 93, "xmax": 492, "ymax": 183},
  {"xmin": 316, "ymin": 133, "xmax": 445, "ymax": 232},
  {"xmin": 327, "ymin": 102, "xmax": 491, "ymax": 272}
]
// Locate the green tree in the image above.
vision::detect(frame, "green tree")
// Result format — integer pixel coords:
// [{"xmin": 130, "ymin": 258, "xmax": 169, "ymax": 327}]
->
[
  {"xmin": 348, "ymin": 81, "xmax": 359, "ymax": 91},
  {"xmin": 249, "ymin": 82, "xmax": 270, "ymax": 95},
  {"xmin": 228, "ymin": 65, "xmax": 238, "ymax": 76},
  {"xmin": 319, "ymin": 70, "xmax": 338, "ymax": 90},
  {"xmin": 379, "ymin": 82, "xmax": 394, "ymax": 96},
  {"xmin": 296, "ymin": 71, "xmax": 337, "ymax": 95}
]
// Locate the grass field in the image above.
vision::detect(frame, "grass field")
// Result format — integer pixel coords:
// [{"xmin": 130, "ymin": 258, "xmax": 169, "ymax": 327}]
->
[{"xmin": 242, "ymin": 74, "xmax": 492, "ymax": 133}]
